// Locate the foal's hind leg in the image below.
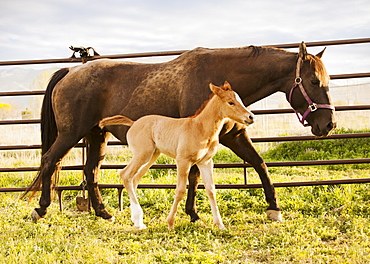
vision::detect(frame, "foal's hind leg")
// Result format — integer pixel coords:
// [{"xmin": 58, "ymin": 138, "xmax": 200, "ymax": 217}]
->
[
  {"xmin": 132, "ymin": 150, "xmax": 160, "ymax": 190},
  {"xmin": 84, "ymin": 129, "xmax": 113, "ymax": 221},
  {"xmin": 32, "ymin": 135, "xmax": 80, "ymax": 222},
  {"xmin": 120, "ymin": 149, "xmax": 159, "ymax": 229}
]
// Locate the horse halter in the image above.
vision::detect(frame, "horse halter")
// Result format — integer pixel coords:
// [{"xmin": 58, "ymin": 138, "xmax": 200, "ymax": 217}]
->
[{"xmin": 288, "ymin": 57, "xmax": 335, "ymax": 127}]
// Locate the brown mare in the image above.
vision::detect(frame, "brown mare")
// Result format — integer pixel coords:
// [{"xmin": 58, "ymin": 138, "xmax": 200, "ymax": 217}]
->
[
  {"xmin": 24, "ymin": 42, "xmax": 336, "ymax": 223},
  {"xmin": 99, "ymin": 82, "xmax": 254, "ymax": 229}
]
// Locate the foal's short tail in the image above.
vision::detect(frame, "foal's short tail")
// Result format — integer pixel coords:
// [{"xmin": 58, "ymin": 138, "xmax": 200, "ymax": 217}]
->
[{"xmin": 99, "ymin": 115, "xmax": 134, "ymax": 128}]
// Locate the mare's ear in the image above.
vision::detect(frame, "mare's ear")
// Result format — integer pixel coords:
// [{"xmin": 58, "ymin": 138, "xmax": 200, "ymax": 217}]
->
[
  {"xmin": 315, "ymin": 47, "xmax": 326, "ymax": 58},
  {"xmin": 299, "ymin": 41, "xmax": 308, "ymax": 60}
]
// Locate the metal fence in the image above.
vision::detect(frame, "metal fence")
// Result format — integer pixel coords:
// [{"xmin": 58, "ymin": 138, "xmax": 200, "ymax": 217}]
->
[{"xmin": 0, "ymin": 38, "xmax": 370, "ymax": 210}]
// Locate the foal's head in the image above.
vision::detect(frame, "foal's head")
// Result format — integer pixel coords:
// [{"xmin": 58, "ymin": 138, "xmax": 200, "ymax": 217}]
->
[{"xmin": 210, "ymin": 82, "xmax": 254, "ymax": 126}]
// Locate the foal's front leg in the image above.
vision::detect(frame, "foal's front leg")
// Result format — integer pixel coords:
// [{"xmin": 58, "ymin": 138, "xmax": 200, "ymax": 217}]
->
[
  {"xmin": 198, "ymin": 161, "xmax": 225, "ymax": 229},
  {"xmin": 167, "ymin": 160, "xmax": 191, "ymax": 229}
]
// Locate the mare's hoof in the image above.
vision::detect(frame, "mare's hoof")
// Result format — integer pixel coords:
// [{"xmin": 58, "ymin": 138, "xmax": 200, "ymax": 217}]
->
[
  {"xmin": 106, "ymin": 216, "xmax": 115, "ymax": 223},
  {"xmin": 189, "ymin": 213, "xmax": 200, "ymax": 223},
  {"xmin": 266, "ymin": 209, "xmax": 283, "ymax": 222},
  {"xmin": 96, "ymin": 209, "xmax": 113, "ymax": 221},
  {"xmin": 31, "ymin": 209, "xmax": 42, "ymax": 223}
]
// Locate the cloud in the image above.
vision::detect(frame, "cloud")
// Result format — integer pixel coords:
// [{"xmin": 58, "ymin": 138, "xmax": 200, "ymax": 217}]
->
[{"xmin": 0, "ymin": 0, "xmax": 369, "ymax": 76}]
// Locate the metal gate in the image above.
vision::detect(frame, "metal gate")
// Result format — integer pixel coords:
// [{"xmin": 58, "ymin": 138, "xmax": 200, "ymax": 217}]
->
[{"xmin": 0, "ymin": 38, "xmax": 369, "ymax": 210}]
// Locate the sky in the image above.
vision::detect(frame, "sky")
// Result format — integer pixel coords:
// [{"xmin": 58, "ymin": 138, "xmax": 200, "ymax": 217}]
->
[{"xmin": 0, "ymin": 0, "xmax": 369, "ymax": 75}]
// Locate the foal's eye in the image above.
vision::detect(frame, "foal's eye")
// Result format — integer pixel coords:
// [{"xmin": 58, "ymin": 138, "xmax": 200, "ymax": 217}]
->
[{"xmin": 228, "ymin": 102, "xmax": 235, "ymax": 106}]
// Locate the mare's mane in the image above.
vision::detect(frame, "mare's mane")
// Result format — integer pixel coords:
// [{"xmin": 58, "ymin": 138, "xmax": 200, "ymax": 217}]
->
[
  {"xmin": 307, "ymin": 54, "xmax": 330, "ymax": 86},
  {"xmin": 179, "ymin": 45, "xmax": 290, "ymax": 62}
]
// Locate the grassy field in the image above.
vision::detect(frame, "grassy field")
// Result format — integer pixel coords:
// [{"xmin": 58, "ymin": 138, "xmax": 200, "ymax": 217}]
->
[{"xmin": 0, "ymin": 129, "xmax": 369, "ymax": 263}]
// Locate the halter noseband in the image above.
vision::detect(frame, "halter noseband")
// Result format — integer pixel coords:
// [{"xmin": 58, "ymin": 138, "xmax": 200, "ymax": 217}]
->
[{"xmin": 288, "ymin": 57, "xmax": 335, "ymax": 127}]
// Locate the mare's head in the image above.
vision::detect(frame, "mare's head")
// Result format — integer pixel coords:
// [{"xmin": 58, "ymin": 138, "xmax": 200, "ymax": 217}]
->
[
  {"xmin": 210, "ymin": 81, "xmax": 254, "ymax": 126},
  {"xmin": 287, "ymin": 42, "xmax": 336, "ymax": 136}
]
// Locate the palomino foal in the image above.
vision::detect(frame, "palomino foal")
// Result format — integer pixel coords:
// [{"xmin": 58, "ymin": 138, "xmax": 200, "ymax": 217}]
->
[{"xmin": 99, "ymin": 82, "xmax": 254, "ymax": 229}]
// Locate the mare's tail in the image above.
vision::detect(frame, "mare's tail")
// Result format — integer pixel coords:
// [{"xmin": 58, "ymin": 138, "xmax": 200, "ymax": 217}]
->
[
  {"xmin": 99, "ymin": 115, "xmax": 134, "ymax": 128},
  {"xmin": 22, "ymin": 68, "xmax": 70, "ymax": 199},
  {"xmin": 40, "ymin": 68, "xmax": 70, "ymax": 155}
]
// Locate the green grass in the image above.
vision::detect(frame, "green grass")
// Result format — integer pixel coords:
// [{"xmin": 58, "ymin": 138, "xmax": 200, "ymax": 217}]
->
[
  {"xmin": 0, "ymin": 129, "xmax": 370, "ymax": 263},
  {"xmin": 263, "ymin": 128, "xmax": 370, "ymax": 162}
]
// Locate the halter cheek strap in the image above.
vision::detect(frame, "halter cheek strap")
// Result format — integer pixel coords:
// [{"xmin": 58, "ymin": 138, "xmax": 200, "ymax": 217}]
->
[{"xmin": 288, "ymin": 57, "xmax": 335, "ymax": 127}]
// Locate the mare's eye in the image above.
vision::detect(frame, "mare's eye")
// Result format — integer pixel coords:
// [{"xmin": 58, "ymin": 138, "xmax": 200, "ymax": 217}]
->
[
  {"xmin": 228, "ymin": 102, "xmax": 235, "ymax": 106},
  {"xmin": 311, "ymin": 79, "xmax": 320, "ymax": 86}
]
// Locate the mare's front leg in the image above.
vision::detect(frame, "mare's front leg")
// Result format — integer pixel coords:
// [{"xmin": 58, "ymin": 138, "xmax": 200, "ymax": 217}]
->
[
  {"xmin": 167, "ymin": 159, "xmax": 192, "ymax": 229},
  {"xmin": 185, "ymin": 165, "xmax": 201, "ymax": 222},
  {"xmin": 220, "ymin": 125, "xmax": 282, "ymax": 222},
  {"xmin": 198, "ymin": 161, "xmax": 225, "ymax": 229},
  {"xmin": 84, "ymin": 129, "xmax": 114, "ymax": 221}
]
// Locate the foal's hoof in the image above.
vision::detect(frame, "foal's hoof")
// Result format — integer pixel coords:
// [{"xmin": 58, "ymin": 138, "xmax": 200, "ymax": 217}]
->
[
  {"xmin": 31, "ymin": 209, "xmax": 42, "ymax": 223},
  {"xmin": 135, "ymin": 224, "xmax": 147, "ymax": 230},
  {"xmin": 215, "ymin": 223, "xmax": 226, "ymax": 230},
  {"xmin": 266, "ymin": 210, "xmax": 283, "ymax": 222}
]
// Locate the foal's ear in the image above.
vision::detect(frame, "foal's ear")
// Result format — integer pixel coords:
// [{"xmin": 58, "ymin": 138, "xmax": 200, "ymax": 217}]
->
[
  {"xmin": 209, "ymin": 83, "xmax": 218, "ymax": 93},
  {"xmin": 222, "ymin": 81, "xmax": 232, "ymax": 91},
  {"xmin": 299, "ymin": 41, "xmax": 308, "ymax": 60},
  {"xmin": 209, "ymin": 83, "xmax": 223, "ymax": 96},
  {"xmin": 315, "ymin": 47, "xmax": 326, "ymax": 58}
]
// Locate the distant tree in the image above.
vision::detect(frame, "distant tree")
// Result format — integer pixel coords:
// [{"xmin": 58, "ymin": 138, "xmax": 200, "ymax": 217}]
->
[{"xmin": 0, "ymin": 103, "xmax": 12, "ymax": 119}]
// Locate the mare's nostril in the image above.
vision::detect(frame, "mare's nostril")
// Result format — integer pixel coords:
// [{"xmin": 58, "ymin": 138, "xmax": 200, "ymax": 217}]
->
[{"xmin": 327, "ymin": 121, "xmax": 336, "ymax": 131}]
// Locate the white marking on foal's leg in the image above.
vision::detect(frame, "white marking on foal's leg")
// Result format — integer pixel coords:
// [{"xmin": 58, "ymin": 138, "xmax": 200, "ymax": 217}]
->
[
  {"xmin": 130, "ymin": 203, "xmax": 147, "ymax": 229},
  {"xmin": 31, "ymin": 209, "xmax": 42, "ymax": 223},
  {"xmin": 266, "ymin": 210, "xmax": 283, "ymax": 222}
]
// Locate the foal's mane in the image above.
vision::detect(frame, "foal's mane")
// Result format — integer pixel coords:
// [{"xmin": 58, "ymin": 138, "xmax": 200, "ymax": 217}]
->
[{"xmin": 189, "ymin": 93, "xmax": 216, "ymax": 118}]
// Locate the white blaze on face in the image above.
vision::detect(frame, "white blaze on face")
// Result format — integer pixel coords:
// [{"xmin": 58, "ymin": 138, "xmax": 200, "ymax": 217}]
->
[{"xmin": 234, "ymin": 91, "xmax": 253, "ymax": 117}]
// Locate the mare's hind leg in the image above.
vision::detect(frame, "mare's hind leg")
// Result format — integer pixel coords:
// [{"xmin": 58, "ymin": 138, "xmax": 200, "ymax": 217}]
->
[
  {"xmin": 33, "ymin": 135, "xmax": 81, "ymax": 222},
  {"xmin": 84, "ymin": 128, "xmax": 113, "ymax": 220},
  {"xmin": 198, "ymin": 161, "xmax": 225, "ymax": 229}
]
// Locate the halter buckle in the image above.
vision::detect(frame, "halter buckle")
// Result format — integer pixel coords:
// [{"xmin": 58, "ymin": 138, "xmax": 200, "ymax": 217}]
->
[
  {"xmin": 295, "ymin": 77, "xmax": 302, "ymax": 84},
  {"xmin": 309, "ymin": 103, "xmax": 318, "ymax": 112}
]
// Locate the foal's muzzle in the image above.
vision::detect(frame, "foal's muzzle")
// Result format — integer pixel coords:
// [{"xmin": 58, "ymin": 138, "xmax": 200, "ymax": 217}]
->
[{"xmin": 244, "ymin": 113, "xmax": 254, "ymax": 125}]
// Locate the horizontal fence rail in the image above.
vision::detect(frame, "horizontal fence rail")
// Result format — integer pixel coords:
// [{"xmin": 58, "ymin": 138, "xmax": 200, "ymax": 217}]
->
[
  {"xmin": 1, "ymin": 38, "xmax": 370, "ymax": 66},
  {"xmin": 0, "ymin": 105, "xmax": 369, "ymax": 126},
  {"xmin": 1, "ymin": 132, "xmax": 370, "ymax": 151},
  {"xmin": 0, "ymin": 38, "xmax": 369, "ymax": 211}
]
